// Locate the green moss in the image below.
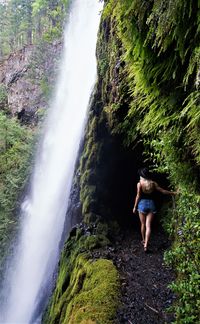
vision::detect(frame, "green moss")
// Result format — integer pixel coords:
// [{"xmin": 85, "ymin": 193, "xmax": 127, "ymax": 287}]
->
[
  {"xmin": 96, "ymin": 222, "xmax": 109, "ymax": 236},
  {"xmin": 66, "ymin": 258, "xmax": 120, "ymax": 324},
  {"xmin": 82, "ymin": 196, "xmax": 97, "ymax": 215},
  {"xmin": 43, "ymin": 230, "xmax": 119, "ymax": 324},
  {"xmin": 84, "ymin": 213, "xmax": 101, "ymax": 225},
  {"xmin": 84, "ymin": 235, "xmax": 110, "ymax": 250}
]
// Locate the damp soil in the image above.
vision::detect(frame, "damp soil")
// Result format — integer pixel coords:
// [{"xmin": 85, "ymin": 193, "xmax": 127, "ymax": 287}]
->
[{"xmin": 92, "ymin": 223, "xmax": 175, "ymax": 324}]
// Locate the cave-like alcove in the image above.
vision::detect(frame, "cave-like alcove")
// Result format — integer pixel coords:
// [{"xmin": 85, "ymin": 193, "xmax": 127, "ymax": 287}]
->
[
  {"xmin": 96, "ymin": 135, "xmax": 142, "ymax": 228},
  {"xmin": 98, "ymin": 134, "xmax": 172, "ymax": 231}
]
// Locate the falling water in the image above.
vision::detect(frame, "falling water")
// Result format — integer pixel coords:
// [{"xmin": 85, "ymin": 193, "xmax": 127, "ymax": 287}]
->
[{"xmin": 0, "ymin": 0, "xmax": 103, "ymax": 322}]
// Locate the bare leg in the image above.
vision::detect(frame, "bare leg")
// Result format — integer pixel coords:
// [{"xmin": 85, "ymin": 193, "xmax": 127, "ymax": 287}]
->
[
  {"xmin": 139, "ymin": 212, "xmax": 146, "ymax": 243},
  {"xmin": 144, "ymin": 212, "xmax": 154, "ymax": 250}
]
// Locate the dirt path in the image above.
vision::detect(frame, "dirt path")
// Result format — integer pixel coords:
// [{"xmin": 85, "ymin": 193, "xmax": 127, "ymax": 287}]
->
[
  {"xmin": 114, "ymin": 226, "xmax": 175, "ymax": 324},
  {"xmin": 93, "ymin": 223, "xmax": 175, "ymax": 323}
]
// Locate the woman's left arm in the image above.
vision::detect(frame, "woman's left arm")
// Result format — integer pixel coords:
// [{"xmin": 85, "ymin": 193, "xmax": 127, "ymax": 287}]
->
[{"xmin": 154, "ymin": 182, "xmax": 178, "ymax": 195}]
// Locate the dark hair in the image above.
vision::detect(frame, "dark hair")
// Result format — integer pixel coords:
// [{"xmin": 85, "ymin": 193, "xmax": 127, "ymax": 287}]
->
[{"xmin": 138, "ymin": 167, "xmax": 151, "ymax": 180}]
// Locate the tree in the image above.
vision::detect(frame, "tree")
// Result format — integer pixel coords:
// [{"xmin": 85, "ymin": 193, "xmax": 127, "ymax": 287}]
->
[{"xmin": 0, "ymin": 0, "xmax": 68, "ymax": 57}]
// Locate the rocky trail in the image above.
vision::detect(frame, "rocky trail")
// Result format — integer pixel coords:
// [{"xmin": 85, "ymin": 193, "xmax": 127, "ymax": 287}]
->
[{"xmin": 93, "ymin": 221, "xmax": 175, "ymax": 323}]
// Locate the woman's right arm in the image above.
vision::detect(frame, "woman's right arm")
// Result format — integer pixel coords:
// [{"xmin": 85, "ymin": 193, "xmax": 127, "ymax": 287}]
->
[{"xmin": 133, "ymin": 182, "xmax": 141, "ymax": 213}]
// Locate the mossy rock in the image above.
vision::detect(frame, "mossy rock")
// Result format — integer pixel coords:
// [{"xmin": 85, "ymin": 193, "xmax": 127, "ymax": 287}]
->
[
  {"xmin": 45, "ymin": 255, "xmax": 119, "ymax": 324},
  {"xmin": 83, "ymin": 234, "xmax": 110, "ymax": 250},
  {"xmin": 84, "ymin": 213, "xmax": 102, "ymax": 224},
  {"xmin": 44, "ymin": 228, "xmax": 118, "ymax": 324},
  {"xmin": 96, "ymin": 222, "xmax": 109, "ymax": 236},
  {"xmin": 64, "ymin": 257, "xmax": 120, "ymax": 324}
]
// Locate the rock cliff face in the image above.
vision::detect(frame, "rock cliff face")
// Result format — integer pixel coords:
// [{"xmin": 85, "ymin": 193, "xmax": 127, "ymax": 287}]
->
[
  {"xmin": 44, "ymin": 1, "xmax": 200, "ymax": 323},
  {"xmin": 0, "ymin": 46, "xmax": 38, "ymax": 116},
  {"xmin": 0, "ymin": 41, "xmax": 62, "ymax": 123}
]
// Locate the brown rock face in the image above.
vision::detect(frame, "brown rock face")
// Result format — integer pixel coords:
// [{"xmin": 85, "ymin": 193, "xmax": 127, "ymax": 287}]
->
[
  {"xmin": 0, "ymin": 41, "xmax": 62, "ymax": 123},
  {"xmin": 0, "ymin": 46, "xmax": 38, "ymax": 115}
]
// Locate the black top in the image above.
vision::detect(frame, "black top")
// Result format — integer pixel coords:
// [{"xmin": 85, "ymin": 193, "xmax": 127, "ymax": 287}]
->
[{"xmin": 140, "ymin": 189, "xmax": 155, "ymax": 201}]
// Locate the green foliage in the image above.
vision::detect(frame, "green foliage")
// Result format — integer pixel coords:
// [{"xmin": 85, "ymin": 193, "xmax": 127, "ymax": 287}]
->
[
  {"xmin": 102, "ymin": 0, "xmax": 199, "ymax": 153},
  {"xmin": 32, "ymin": 0, "xmax": 69, "ymax": 43},
  {"xmin": 146, "ymin": 133, "xmax": 200, "ymax": 323},
  {"xmin": 0, "ymin": 84, "xmax": 8, "ymax": 109},
  {"xmin": 98, "ymin": 0, "xmax": 200, "ymax": 322},
  {"xmin": 0, "ymin": 0, "xmax": 69, "ymax": 57},
  {"xmin": 79, "ymin": 110, "xmax": 105, "ymax": 219},
  {"xmin": 0, "ymin": 0, "xmax": 34, "ymax": 55},
  {"xmin": 27, "ymin": 39, "xmax": 61, "ymax": 101},
  {"xmin": 164, "ymin": 192, "xmax": 200, "ymax": 323},
  {"xmin": 39, "ymin": 77, "xmax": 50, "ymax": 99},
  {"xmin": 0, "ymin": 112, "xmax": 34, "ymax": 268},
  {"xmin": 44, "ymin": 229, "xmax": 119, "ymax": 324}
]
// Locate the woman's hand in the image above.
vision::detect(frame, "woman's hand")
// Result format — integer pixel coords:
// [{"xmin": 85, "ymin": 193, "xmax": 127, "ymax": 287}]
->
[
  {"xmin": 133, "ymin": 207, "xmax": 137, "ymax": 214},
  {"xmin": 172, "ymin": 188, "xmax": 180, "ymax": 195}
]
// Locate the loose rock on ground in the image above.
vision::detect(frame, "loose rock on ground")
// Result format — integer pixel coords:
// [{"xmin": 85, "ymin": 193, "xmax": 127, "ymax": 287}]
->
[{"xmin": 92, "ymin": 223, "xmax": 175, "ymax": 324}]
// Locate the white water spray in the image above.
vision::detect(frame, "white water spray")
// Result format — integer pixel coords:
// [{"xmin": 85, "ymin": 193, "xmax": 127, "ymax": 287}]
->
[{"xmin": 0, "ymin": 0, "xmax": 103, "ymax": 322}]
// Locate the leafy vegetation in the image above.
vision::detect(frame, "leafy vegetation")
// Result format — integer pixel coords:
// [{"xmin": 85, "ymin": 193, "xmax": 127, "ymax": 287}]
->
[
  {"xmin": 0, "ymin": 112, "xmax": 34, "ymax": 270},
  {"xmin": 147, "ymin": 135, "xmax": 200, "ymax": 323},
  {"xmin": 96, "ymin": 0, "xmax": 200, "ymax": 322},
  {"xmin": 0, "ymin": 0, "xmax": 69, "ymax": 57},
  {"xmin": 27, "ymin": 39, "xmax": 61, "ymax": 102},
  {"xmin": 0, "ymin": 85, "xmax": 8, "ymax": 110}
]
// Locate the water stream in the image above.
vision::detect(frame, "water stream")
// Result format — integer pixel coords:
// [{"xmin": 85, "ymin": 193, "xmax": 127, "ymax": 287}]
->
[{"xmin": 0, "ymin": 0, "xmax": 103, "ymax": 322}]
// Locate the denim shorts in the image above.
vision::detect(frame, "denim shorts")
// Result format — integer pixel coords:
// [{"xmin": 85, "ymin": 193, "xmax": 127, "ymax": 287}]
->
[{"xmin": 138, "ymin": 199, "xmax": 157, "ymax": 214}]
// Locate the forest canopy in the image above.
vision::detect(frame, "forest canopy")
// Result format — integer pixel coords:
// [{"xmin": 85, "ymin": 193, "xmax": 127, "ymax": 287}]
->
[{"xmin": 0, "ymin": 0, "xmax": 69, "ymax": 57}]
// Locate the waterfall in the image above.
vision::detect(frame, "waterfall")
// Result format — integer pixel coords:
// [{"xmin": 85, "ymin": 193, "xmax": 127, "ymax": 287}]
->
[{"xmin": 0, "ymin": 0, "xmax": 103, "ymax": 322}]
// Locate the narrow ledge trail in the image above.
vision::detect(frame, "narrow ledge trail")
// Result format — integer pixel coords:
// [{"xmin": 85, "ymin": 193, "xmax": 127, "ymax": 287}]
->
[{"xmin": 93, "ymin": 222, "xmax": 175, "ymax": 324}]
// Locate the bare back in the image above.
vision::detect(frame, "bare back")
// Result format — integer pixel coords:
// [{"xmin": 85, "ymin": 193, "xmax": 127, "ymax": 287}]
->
[{"xmin": 140, "ymin": 178, "xmax": 155, "ymax": 194}]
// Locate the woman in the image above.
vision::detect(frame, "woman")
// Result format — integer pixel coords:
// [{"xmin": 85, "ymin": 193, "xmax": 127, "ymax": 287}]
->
[{"xmin": 133, "ymin": 168, "xmax": 177, "ymax": 252}]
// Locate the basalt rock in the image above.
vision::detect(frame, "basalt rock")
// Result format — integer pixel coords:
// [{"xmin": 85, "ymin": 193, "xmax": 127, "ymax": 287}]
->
[{"xmin": 0, "ymin": 41, "xmax": 62, "ymax": 124}]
